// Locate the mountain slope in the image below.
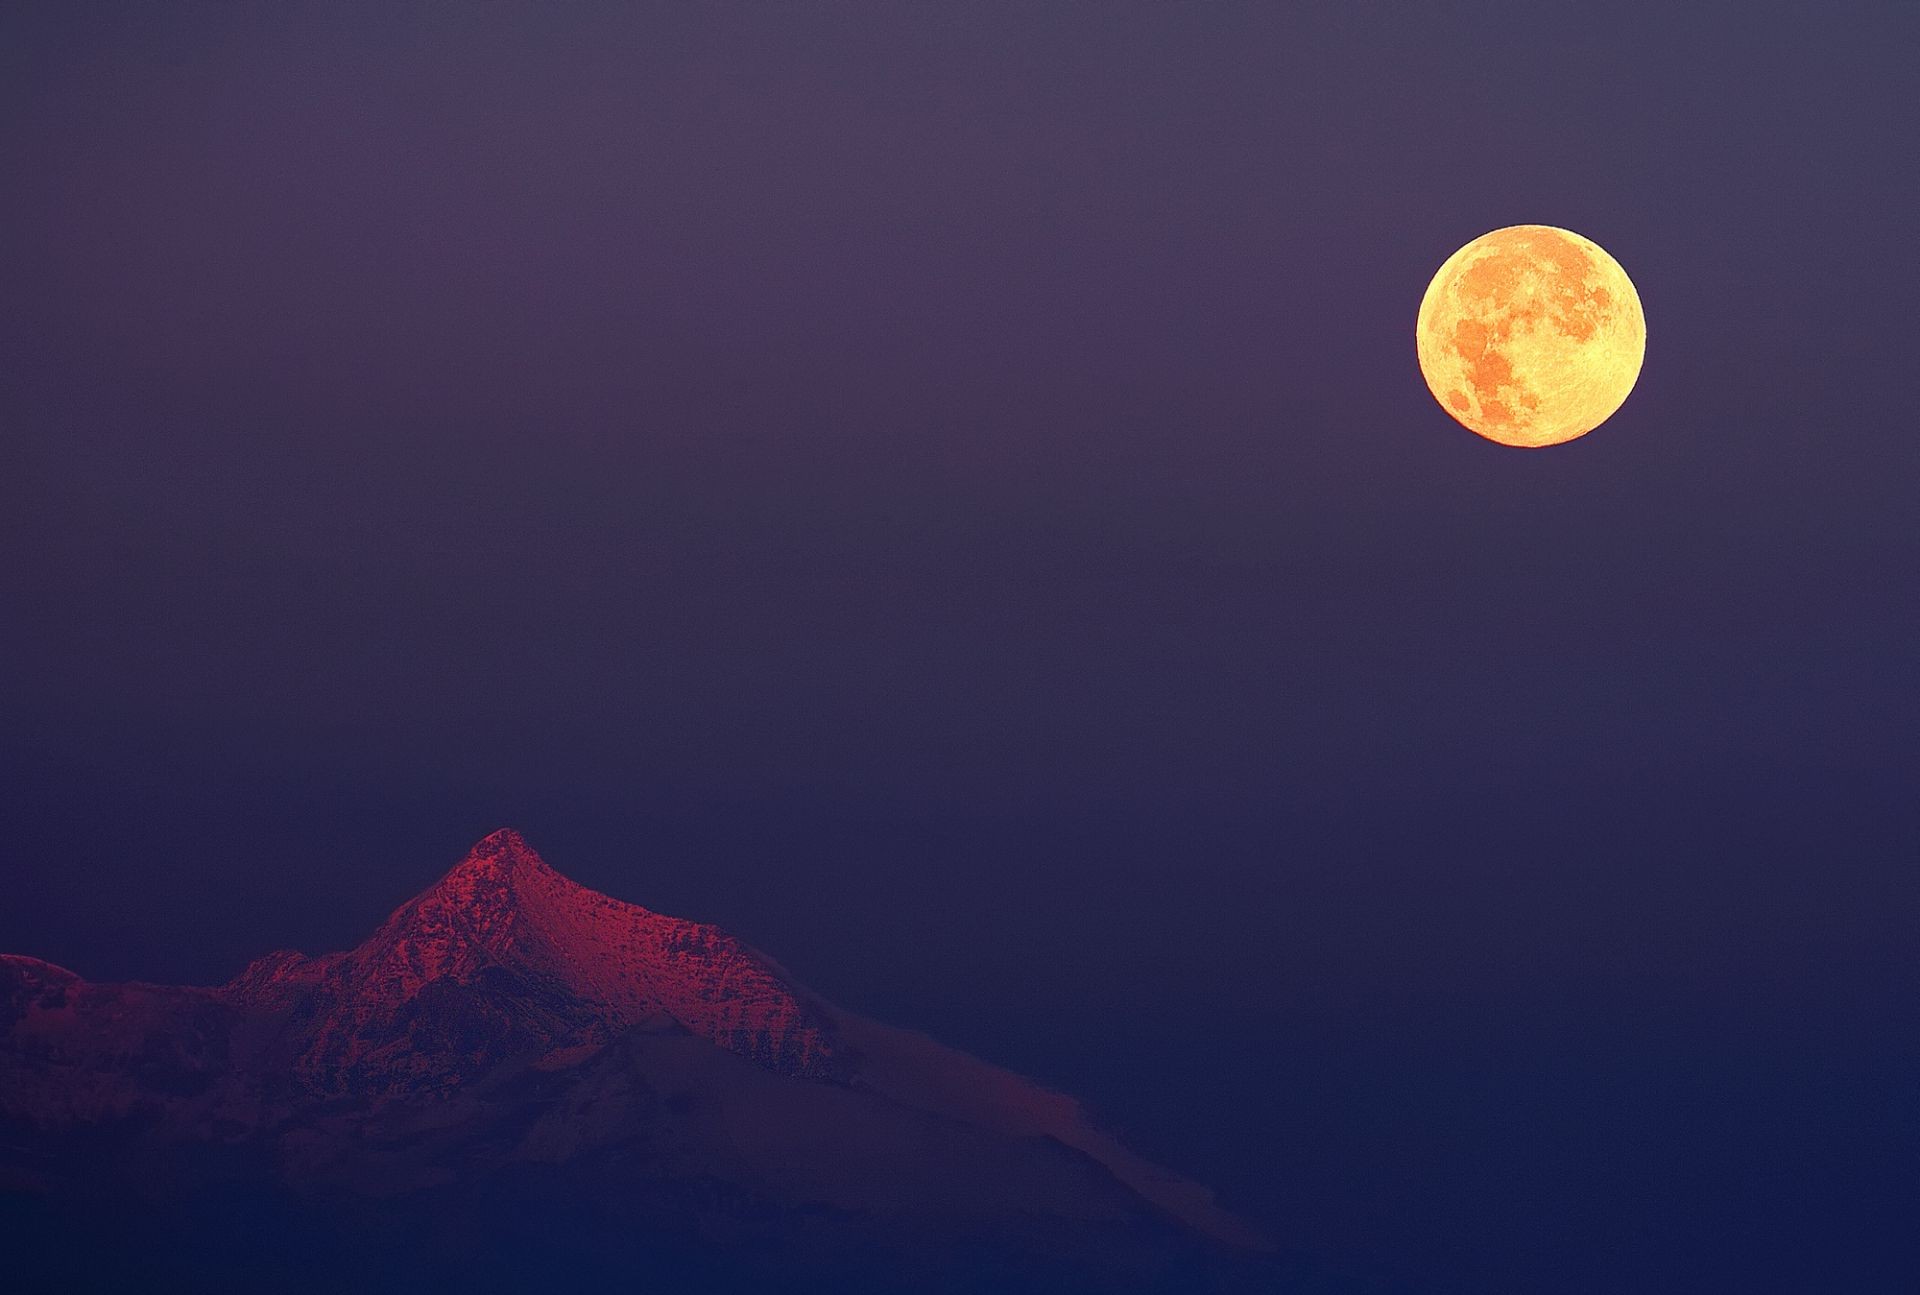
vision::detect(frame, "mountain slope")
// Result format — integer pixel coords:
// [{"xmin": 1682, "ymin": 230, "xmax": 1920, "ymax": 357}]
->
[
  {"xmin": 223, "ymin": 829, "xmax": 845, "ymax": 1094},
  {"xmin": 1, "ymin": 829, "xmax": 1264, "ymax": 1268}
]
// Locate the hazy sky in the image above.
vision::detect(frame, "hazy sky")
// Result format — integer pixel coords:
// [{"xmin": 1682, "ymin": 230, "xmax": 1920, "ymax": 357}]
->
[{"xmin": 4, "ymin": 4, "xmax": 1917, "ymax": 1290}]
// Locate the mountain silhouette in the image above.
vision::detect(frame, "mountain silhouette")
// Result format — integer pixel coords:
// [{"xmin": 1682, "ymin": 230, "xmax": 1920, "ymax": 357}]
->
[{"xmin": 1, "ymin": 831, "xmax": 1329, "ymax": 1293}]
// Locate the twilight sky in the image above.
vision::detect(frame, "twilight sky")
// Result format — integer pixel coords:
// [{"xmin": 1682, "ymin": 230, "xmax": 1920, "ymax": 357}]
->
[{"xmin": 3, "ymin": 3, "xmax": 1917, "ymax": 1290}]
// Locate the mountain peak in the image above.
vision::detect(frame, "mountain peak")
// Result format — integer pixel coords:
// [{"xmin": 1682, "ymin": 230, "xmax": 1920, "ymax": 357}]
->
[
  {"xmin": 415, "ymin": 828, "xmax": 599, "ymax": 938},
  {"xmin": 235, "ymin": 831, "xmax": 846, "ymax": 1093},
  {"xmin": 445, "ymin": 826, "xmax": 557, "ymax": 884},
  {"xmin": 4, "ymin": 831, "xmax": 1264, "ymax": 1257}
]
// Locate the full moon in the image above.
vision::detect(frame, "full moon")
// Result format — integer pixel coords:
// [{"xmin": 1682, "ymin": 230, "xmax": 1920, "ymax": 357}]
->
[{"xmin": 1416, "ymin": 225, "xmax": 1645, "ymax": 448}]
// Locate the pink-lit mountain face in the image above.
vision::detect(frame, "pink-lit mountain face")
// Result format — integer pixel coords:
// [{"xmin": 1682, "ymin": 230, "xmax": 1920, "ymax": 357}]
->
[
  {"xmin": 1, "ymin": 831, "xmax": 1260, "ymax": 1260},
  {"xmin": 224, "ymin": 829, "xmax": 845, "ymax": 1094}
]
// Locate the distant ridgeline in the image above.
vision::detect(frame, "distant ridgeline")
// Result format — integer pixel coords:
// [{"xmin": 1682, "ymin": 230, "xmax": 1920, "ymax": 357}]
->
[{"xmin": 1, "ymin": 830, "xmax": 1334, "ymax": 1294}]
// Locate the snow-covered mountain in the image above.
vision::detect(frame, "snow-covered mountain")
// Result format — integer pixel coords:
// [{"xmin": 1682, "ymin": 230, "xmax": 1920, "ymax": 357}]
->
[{"xmin": 3, "ymin": 830, "xmax": 1277, "ymax": 1290}]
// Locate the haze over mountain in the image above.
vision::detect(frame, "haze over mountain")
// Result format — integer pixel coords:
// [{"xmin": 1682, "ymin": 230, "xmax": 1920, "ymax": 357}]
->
[{"xmin": 3, "ymin": 831, "xmax": 1329, "ymax": 1293}]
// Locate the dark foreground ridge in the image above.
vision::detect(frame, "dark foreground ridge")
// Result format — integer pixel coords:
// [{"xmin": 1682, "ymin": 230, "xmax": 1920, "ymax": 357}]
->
[{"xmin": 2, "ymin": 830, "xmax": 1364, "ymax": 1293}]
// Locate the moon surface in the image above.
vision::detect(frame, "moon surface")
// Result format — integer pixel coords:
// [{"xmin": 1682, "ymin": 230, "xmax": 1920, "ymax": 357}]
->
[{"xmin": 1416, "ymin": 225, "xmax": 1645, "ymax": 447}]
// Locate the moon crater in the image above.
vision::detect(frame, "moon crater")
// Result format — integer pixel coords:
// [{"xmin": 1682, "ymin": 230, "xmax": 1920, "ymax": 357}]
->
[{"xmin": 1416, "ymin": 225, "xmax": 1644, "ymax": 448}]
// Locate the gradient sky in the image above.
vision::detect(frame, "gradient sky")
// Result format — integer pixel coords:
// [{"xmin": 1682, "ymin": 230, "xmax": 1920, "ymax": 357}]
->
[{"xmin": 4, "ymin": 4, "xmax": 1917, "ymax": 1291}]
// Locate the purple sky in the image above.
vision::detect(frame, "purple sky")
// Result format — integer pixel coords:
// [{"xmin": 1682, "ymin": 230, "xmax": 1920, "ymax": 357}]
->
[{"xmin": 5, "ymin": 4, "xmax": 1918, "ymax": 1290}]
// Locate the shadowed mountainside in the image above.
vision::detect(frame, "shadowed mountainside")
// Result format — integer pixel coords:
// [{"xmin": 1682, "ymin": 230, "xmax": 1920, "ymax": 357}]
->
[{"xmin": 0, "ymin": 830, "xmax": 1343, "ymax": 1293}]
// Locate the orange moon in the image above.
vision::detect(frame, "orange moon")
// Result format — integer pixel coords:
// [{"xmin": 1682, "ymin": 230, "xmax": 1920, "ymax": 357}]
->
[{"xmin": 1416, "ymin": 225, "xmax": 1645, "ymax": 448}]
